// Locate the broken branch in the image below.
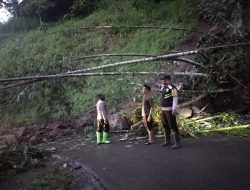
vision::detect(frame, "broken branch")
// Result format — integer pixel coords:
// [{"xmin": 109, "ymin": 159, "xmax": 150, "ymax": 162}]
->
[
  {"xmin": 178, "ymin": 93, "xmax": 208, "ymax": 108},
  {"xmin": 175, "ymin": 57, "xmax": 206, "ymax": 68},
  {"xmin": 200, "ymin": 125, "xmax": 249, "ymax": 133},
  {"xmin": 179, "ymin": 87, "xmax": 237, "ymax": 94}
]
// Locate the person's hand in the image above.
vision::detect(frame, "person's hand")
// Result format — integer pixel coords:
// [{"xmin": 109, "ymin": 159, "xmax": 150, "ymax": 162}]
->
[
  {"xmin": 147, "ymin": 116, "xmax": 152, "ymax": 122},
  {"xmin": 104, "ymin": 119, "xmax": 108, "ymax": 124},
  {"xmin": 172, "ymin": 109, "xmax": 177, "ymax": 116}
]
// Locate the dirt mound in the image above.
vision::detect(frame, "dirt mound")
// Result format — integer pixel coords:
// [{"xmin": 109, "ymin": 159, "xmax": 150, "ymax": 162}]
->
[{"xmin": 0, "ymin": 107, "xmax": 96, "ymax": 145}]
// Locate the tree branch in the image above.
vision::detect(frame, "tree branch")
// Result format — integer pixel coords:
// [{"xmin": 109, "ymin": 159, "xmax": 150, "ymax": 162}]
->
[
  {"xmin": 70, "ymin": 53, "xmax": 155, "ymax": 62},
  {"xmin": 0, "ymin": 71, "xmax": 208, "ymax": 83},
  {"xmin": 0, "ymin": 42, "xmax": 249, "ymax": 87},
  {"xmin": 66, "ymin": 42, "xmax": 250, "ymax": 75},
  {"xmin": 178, "ymin": 93, "xmax": 208, "ymax": 108},
  {"xmin": 178, "ymin": 86, "xmax": 238, "ymax": 108},
  {"xmin": 175, "ymin": 57, "xmax": 206, "ymax": 68},
  {"xmin": 179, "ymin": 87, "xmax": 237, "ymax": 94},
  {"xmin": 70, "ymin": 53, "xmax": 206, "ymax": 68},
  {"xmin": 0, "ymin": 79, "xmax": 40, "ymax": 92},
  {"xmin": 200, "ymin": 125, "xmax": 249, "ymax": 133}
]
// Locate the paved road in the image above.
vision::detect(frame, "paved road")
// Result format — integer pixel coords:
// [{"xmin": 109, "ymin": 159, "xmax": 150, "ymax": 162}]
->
[{"xmin": 62, "ymin": 135, "xmax": 250, "ymax": 190}]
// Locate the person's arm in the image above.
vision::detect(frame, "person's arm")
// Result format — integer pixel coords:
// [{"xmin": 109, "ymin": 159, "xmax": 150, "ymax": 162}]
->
[
  {"xmin": 171, "ymin": 88, "xmax": 178, "ymax": 116},
  {"xmin": 147, "ymin": 97, "xmax": 154, "ymax": 122}
]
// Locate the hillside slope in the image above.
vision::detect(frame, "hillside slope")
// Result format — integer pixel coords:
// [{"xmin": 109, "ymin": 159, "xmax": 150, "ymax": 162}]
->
[{"xmin": 0, "ymin": 0, "xmax": 198, "ymax": 128}]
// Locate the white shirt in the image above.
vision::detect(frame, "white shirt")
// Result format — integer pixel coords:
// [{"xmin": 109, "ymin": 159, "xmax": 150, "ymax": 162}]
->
[{"xmin": 96, "ymin": 100, "xmax": 108, "ymax": 120}]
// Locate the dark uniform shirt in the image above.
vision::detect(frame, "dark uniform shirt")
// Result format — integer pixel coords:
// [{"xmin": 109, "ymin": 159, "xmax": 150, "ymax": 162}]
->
[
  {"xmin": 142, "ymin": 95, "xmax": 154, "ymax": 117},
  {"xmin": 160, "ymin": 83, "xmax": 178, "ymax": 107}
]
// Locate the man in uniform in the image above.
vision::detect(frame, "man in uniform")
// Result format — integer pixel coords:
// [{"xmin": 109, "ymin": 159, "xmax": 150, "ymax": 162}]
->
[
  {"xmin": 141, "ymin": 84, "xmax": 154, "ymax": 145},
  {"xmin": 96, "ymin": 94, "xmax": 111, "ymax": 144},
  {"xmin": 160, "ymin": 75, "xmax": 180, "ymax": 149}
]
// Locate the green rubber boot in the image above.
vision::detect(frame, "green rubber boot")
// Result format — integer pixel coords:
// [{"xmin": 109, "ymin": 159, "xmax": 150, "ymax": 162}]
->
[
  {"xmin": 102, "ymin": 132, "xmax": 111, "ymax": 144},
  {"xmin": 96, "ymin": 132, "xmax": 102, "ymax": 145}
]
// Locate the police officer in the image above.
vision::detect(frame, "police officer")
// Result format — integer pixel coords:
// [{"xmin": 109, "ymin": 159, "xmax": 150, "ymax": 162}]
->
[{"xmin": 160, "ymin": 75, "xmax": 180, "ymax": 149}]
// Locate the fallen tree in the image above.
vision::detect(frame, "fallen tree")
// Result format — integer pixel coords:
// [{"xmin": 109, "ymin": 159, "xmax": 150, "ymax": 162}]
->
[
  {"xmin": 200, "ymin": 125, "xmax": 249, "ymax": 133},
  {"xmin": 0, "ymin": 71, "xmax": 208, "ymax": 83},
  {"xmin": 0, "ymin": 42, "xmax": 249, "ymax": 90}
]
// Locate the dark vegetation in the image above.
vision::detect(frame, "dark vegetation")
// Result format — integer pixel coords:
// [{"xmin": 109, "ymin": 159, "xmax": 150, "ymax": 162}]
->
[
  {"xmin": 0, "ymin": 0, "xmax": 249, "ymax": 133},
  {"xmin": 0, "ymin": 0, "xmax": 198, "ymax": 128},
  {"xmin": 0, "ymin": 143, "xmax": 49, "ymax": 180},
  {"xmin": 0, "ymin": 1, "xmax": 249, "ymax": 187}
]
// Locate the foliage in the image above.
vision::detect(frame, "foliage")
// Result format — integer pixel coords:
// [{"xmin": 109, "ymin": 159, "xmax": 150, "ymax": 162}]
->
[
  {"xmin": 1, "ymin": 0, "xmax": 19, "ymax": 18},
  {"xmin": 70, "ymin": 0, "xmax": 97, "ymax": 18},
  {"xmin": 0, "ymin": 143, "xmax": 49, "ymax": 179},
  {"xmin": 130, "ymin": 104, "xmax": 250, "ymax": 137},
  {"xmin": 152, "ymin": 105, "xmax": 164, "ymax": 133},
  {"xmin": 18, "ymin": 0, "xmax": 97, "ymax": 22},
  {"xmin": 130, "ymin": 105, "xmax": 164, "ymax": 134},
  {"xmin": 0, "ymin": 16, "xmax": 40, "ymax": 33},
  {"xmin": 196, "ymin": 0, "xmax": 246, "ymax": 36},
  {"xmin": 130, "ymin": 106, "xmax": 142, "ymax": 124},
  {"xmin": 197, "ymin": 0, "xmax": 237, "ymax": 26},
  {"xmin": 178, "ymin": 112, "xmax": 250, "ymax": 137},
  {"xmin": 0, "ymin": 0, "xmax": 198, "ymax": 127}
]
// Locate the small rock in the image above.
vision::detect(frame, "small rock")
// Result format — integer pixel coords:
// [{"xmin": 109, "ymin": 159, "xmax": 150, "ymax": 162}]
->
[
  {"xmin": 124, "ymin": 144, "xmax": 133, "ymax": 148},
  {"xmin": 29, "ymin": 132, "xmax": 44, "ymax": 144},
  {"xmin": 46, "ymin": 147, "xmax": 56, "ymax": 151},
  {"xmin": 109, "ymin": 113, "xmax": 130, "ymax": 130},
  {"xmin": 63, "ymin": 163, "xmax": 67, "ymax": 168},
  {"xmin": 179, "ymin": 107, "xmax": 193, "ymax": 118},
  {"xmin": 73, "ymin": 163, "xmax": 82, "ymax": 170},
  {"xmin": 192, "ymin": 106, "xmax": 201, "ymax": 114}
]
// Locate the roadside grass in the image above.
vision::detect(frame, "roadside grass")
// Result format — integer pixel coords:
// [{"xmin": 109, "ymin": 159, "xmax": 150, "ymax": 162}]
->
[{"xmin": 0, "ymin": 0, "xmax": 198, "ymax": 127}]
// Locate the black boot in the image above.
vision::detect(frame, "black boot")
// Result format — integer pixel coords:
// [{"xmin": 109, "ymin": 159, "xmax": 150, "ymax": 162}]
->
[
  {"xmin": 172, "ymin": 133, "xmax": 181, "ymax": 149},
  {"xmin": 161, "ymin": 132, "xmax": 171, "ymax": 146}
]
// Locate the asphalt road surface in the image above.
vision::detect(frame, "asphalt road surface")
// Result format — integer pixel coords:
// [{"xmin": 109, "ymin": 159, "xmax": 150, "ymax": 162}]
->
[{"xmin": 61, "ymin": 135, "xmax": 250, "ymax": 190}]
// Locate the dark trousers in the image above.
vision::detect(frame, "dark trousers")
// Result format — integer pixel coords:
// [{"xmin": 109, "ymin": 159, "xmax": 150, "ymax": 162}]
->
[
  {"xmin": 97, "ymin": 119, "xmax": 110, "ymax": 133},
  {"xmin": 161, "ymin": 110, "xmax": 179, "ymax": 136}
]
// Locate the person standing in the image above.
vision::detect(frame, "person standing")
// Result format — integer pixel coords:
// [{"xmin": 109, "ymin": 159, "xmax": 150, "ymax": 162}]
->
[
  {"xmin": 96, "ymin": 94, "xmax": 111, "ymax": 144},
  {"xmin": 160, "ymin": 75, "xmax": 180, "ymax": 149},
  {"xmin": 142, "ymin": 84, "xmax": 154, "ymax": 145}
]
